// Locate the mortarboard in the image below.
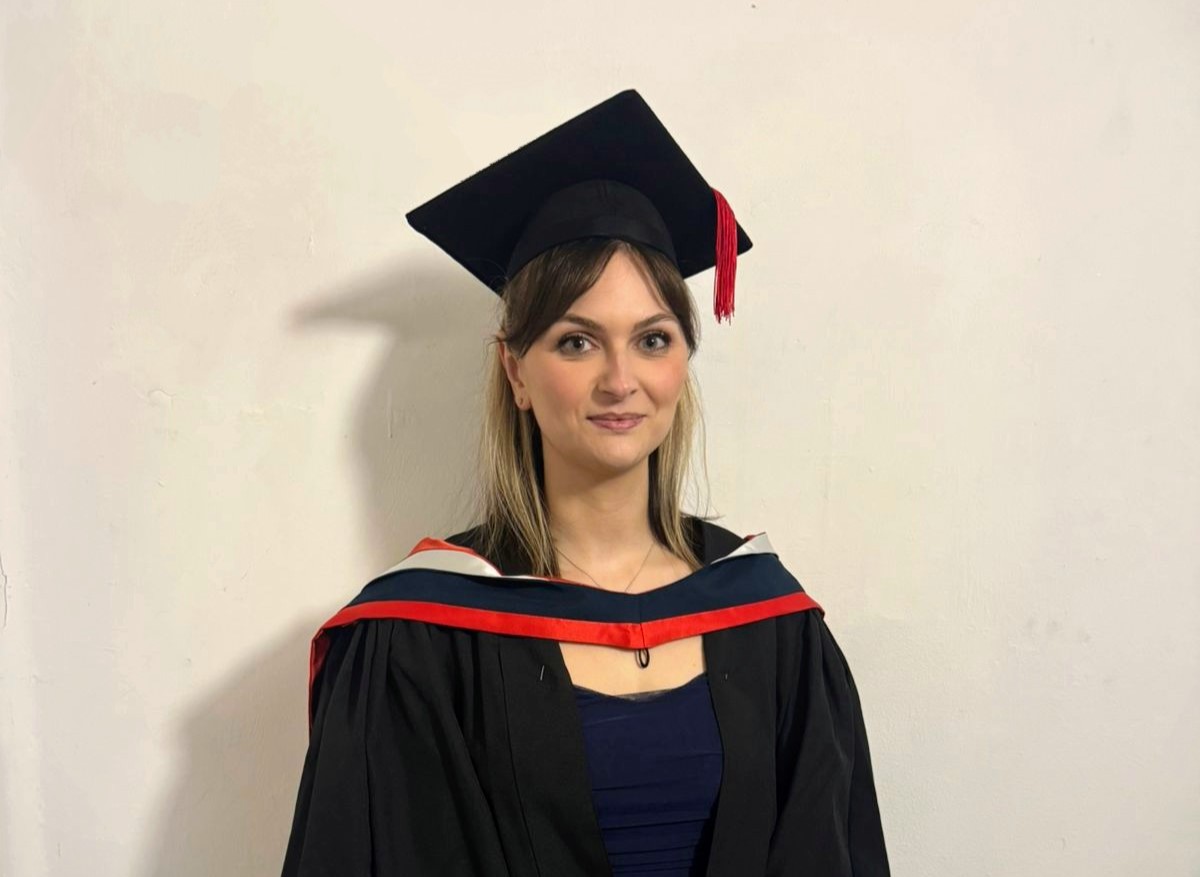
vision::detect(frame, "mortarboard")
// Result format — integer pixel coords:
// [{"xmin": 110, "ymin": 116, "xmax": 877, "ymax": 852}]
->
[{"xmin": 405, "ymin": 89, "xmax": 753, "ymax": 324}]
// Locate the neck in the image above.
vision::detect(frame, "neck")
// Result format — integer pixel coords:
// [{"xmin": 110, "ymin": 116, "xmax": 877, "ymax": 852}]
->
[{"xmin": 542, "ymin": 447, "xmax": 655, "ymax": 574}]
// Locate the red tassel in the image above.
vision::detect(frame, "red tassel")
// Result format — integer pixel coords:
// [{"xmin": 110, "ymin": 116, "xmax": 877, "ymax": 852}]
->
[{"xmin": 712, "ymin": 188, "xmax": 737, "ymax": 324}]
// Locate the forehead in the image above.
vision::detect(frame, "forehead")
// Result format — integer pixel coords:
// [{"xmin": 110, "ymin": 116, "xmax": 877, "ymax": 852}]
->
[{"xmin": 557, "ymin": 250, "xmax": 673, "ymax": 325}]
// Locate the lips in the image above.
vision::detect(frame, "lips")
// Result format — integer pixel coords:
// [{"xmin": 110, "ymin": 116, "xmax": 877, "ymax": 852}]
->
[{"xmin": 588, "ymin": 415, "xmax": 645, "ymax": 430}]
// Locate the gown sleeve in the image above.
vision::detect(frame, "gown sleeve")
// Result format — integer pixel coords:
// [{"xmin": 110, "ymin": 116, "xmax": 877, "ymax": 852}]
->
[
  {"xmin": 767, "ymin": 610, "xmax": 890, "ymax": 876},
  {"xmin": 280, "ymin": 619, "xmax": 509, "ymax": 876}
]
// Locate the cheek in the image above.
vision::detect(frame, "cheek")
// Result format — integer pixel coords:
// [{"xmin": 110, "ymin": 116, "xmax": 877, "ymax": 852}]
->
[
  {"xmin": 538, "ymin": 366, "xmax": 590, "ymax": 410},
  {"xmin": 649, "ymin": 359, "xmax": 689, "ymax": 403}
]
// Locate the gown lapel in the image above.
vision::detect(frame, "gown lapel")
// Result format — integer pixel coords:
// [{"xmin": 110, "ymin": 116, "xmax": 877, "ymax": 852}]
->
[
  {"xmin": 498, "ymin": 634, "xmax": 611, "ymax": 875},
  {"xmin": 703, "ymin": 622, "xmax": 776, "ymax": 876}
]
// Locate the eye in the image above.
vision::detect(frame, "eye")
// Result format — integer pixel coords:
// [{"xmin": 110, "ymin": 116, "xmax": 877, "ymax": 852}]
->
[
  {"xmin": 642, "ymin": 330, "xmax": 673, "ymax": 352},
  {"xmin": 555, "ymin": 330, "xmax": 674, "ymax": 356},
  {"xmin": 556, "ymin": 333, "xmax": 593, "ymax": 355}
]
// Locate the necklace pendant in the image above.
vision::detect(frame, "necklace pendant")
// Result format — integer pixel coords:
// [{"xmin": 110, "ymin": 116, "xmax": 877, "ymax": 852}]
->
[{"xmin": 635, "ymin": 647, "xmax": 650, "ymax": 668}]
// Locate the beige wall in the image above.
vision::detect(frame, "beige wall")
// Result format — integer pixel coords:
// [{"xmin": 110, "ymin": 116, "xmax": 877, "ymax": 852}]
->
[{"xmin": 2, "ymin": 1, "xmax": 1197, "ymax": 874}]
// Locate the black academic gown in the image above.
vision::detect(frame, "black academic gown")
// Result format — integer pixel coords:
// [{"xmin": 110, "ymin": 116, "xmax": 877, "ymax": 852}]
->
[{"xmin": 281, "ymin": 518, "xmax": 890, "ymax": 876}]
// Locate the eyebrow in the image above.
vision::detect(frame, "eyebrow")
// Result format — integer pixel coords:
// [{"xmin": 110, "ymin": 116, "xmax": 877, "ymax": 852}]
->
[{"xmin": 556, "ymin": 312, "xmax": 678, "ymax": 334}]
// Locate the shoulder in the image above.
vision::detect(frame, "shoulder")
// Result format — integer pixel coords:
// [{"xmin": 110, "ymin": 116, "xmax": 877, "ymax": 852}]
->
[
  {"xmin": 443, "ymin": 523, "xmax": 484, "ymax": 551},
  {"xmin": 690, "ymin": 515, "xmax": 751, "ymax": 564},
  {"xmin": 441, "ymin": 523, "xmax": 523, "ymax": 573}
]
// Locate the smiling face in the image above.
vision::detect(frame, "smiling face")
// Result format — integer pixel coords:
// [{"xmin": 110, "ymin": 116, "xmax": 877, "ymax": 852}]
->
[{"xmin": 499, "ymin": 247, "xmax": 691, "ymax": 479}]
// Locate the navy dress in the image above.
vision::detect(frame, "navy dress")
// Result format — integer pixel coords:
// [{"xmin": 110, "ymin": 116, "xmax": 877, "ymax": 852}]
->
[{"xmin": 572, "ymin": 672, "xmax": 724, "ymax": 876}]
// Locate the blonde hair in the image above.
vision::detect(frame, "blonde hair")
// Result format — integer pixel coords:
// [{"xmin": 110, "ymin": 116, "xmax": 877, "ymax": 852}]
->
[{"xmin": 463, "ymin": 238, "xmax": 714, "ymax": 577}]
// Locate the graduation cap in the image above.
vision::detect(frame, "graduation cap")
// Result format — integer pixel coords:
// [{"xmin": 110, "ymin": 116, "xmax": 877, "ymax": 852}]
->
[{"xmin": 405, "ymin": 89, "xmax": 753, "ymax": 324}]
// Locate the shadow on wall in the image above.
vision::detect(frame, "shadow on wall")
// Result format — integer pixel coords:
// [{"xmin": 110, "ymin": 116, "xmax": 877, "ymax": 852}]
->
[
  {"xmin": 137, "ymin": 619, "xmax": 319, "ymax": 876},
  {"xmin": 137, "ymin": 260, "xmax": 493, "ymax": 875},
  {"xmin": 294, "ymin": 258, "xmax": 493, "ymax": 567}
]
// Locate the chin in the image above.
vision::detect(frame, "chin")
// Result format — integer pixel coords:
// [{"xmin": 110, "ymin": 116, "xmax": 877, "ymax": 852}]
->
[{"xmin": 590, "ymin": 445, "xmax": 654, "ymax": 472}]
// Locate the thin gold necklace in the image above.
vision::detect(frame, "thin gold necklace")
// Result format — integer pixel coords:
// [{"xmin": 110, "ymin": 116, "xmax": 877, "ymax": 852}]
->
[{"xmin": 556, "ymin": 538, "xmax": 657, "ymax": 668}]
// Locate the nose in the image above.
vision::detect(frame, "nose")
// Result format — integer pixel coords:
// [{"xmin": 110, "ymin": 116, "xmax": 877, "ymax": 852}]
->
[{"xmin": 597, "ymin": 346, "xmax": 636, "ymax": 398}]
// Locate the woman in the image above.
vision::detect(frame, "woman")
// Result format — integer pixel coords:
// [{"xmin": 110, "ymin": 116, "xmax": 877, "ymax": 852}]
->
[{"xmin": 282, "ymin": 90, "xmax": 889, "ymax": 876}]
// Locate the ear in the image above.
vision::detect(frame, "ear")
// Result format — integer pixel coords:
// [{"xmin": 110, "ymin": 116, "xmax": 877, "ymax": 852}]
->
[{"xmin": 496, "ymin": 340, "xmax": 527, "ymax": 408}]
